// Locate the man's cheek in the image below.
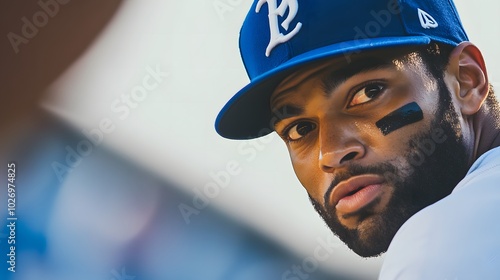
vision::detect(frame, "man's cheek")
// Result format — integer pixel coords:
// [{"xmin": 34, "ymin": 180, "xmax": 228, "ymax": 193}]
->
[{"xmin": 292, "ymin": 162, "xmax": 327, "ymax": 204}]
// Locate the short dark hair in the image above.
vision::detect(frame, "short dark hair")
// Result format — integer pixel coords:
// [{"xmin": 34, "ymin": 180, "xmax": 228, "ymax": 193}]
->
[{"xmin": 418, "ymin": 42, "xmax": 499, "ymax": 118}]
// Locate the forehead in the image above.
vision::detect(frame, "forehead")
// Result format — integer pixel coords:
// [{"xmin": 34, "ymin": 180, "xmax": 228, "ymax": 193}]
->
[{"xmin": 270, "ymin": 46, "xmax": 426, "ymax": 104}]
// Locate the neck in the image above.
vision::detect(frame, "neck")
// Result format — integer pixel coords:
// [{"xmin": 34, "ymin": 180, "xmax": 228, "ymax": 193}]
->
[{"xmin": 472, "ymin": 107, "xmax": 500, "ymax": 161}]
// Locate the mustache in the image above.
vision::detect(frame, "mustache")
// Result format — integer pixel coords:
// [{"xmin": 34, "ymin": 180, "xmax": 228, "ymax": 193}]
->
[{"xmin": 323, "ymin": 163, "xmax": 398, "ymax": 210}]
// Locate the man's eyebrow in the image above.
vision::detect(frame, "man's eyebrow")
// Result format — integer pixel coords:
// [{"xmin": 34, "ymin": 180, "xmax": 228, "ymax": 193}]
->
[
  {"xmin": 271, "ymin": 104, "xmax": 304, "ymax": 129},
  {"xmin": 321, "ymin": 60, "xmax": 394, "ymax": 96},
  {"xmin": 271, "ymin": 59, "xmax": 396, "ymax": 129}
]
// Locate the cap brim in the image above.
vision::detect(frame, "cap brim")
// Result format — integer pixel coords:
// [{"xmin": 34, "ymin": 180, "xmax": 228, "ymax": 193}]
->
[{"xmin": 215, "ymin": 36, "xmax": 431, "ymax": 140}]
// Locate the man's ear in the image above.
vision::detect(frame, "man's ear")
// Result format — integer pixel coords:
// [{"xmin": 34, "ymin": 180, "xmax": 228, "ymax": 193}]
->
[{"xmin": 446, "ymin": 42, "xmax": 489, "ymax": 116}]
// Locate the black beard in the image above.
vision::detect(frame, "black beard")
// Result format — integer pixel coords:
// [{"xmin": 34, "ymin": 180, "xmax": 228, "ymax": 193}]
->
[{"xmin": 310, "ymin": 80, "xmax": 470, "ymax": 257}]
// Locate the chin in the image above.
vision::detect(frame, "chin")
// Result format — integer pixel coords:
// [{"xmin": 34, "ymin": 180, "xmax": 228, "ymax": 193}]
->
[{"xmin": 342, "ymin": 215, "xmax": 393, "ymax": 258}]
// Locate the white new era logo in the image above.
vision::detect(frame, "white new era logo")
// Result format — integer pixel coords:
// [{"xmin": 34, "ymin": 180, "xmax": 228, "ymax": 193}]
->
[
  {"xmin": 256, "ymin": 0, "xmax": 302, "ymax": 57},
  {"xmin": 418, "ymin": 8, "xmax": 438, "ymax": 29}
]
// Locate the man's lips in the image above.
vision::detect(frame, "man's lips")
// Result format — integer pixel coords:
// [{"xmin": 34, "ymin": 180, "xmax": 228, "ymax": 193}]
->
[{"xmin": 328, "ymin": 174, "xmax": 385, "ymax": 214}]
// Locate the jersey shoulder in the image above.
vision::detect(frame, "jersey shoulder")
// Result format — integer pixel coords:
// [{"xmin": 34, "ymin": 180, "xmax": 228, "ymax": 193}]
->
[{"xmin": 379, "ymin": 147, "xmax": 500, "ymax": 279}]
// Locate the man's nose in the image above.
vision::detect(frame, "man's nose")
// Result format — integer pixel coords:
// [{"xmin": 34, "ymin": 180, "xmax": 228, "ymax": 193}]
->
[{"xmin": 318, "ymin": 123, "xmax": 365, "ymax": 173}]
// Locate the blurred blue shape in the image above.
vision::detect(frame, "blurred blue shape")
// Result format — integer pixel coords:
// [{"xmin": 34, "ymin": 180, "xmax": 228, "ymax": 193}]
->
[{"xmin": 0, "ymin": 111, "xmax": 360, "ymax": 280}]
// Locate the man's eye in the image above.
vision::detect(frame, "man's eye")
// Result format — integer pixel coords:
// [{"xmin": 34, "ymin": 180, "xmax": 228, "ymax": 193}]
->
[
  {"xmin": 349, "ymin": 83, "xmax": 385, "ymax": 107},
  {"xmin": 286, "ymin": 122, "xmax": 316, "ymax": 141}
]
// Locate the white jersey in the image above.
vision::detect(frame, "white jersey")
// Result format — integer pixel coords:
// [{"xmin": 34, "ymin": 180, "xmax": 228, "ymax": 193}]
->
[{"xmin": 379, "ymin": 147, "xmax": 500, "ymax": 279}]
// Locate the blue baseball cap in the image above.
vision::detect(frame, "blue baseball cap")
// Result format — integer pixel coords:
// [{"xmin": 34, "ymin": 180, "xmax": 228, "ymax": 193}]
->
[{"xmin": 215, "ymin": 0, "xmax": 468, "ymax": 139}]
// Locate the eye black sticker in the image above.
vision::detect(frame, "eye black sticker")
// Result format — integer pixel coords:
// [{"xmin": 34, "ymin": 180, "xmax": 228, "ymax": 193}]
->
[{"xmin": 376, "ymin": 102, "xmax": 423, "ymax": 136}]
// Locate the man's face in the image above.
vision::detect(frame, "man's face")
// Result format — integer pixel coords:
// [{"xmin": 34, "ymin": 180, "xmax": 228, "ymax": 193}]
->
[{"xmin": 270, "ymin": 48, "xmax": 469, "ymax": 257}]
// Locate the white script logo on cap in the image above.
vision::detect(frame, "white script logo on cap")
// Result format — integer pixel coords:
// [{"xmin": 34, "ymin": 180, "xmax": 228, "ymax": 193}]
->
[{"xmin": 256, "ymin": 0, "xmax": 303, "ymax": 57}]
